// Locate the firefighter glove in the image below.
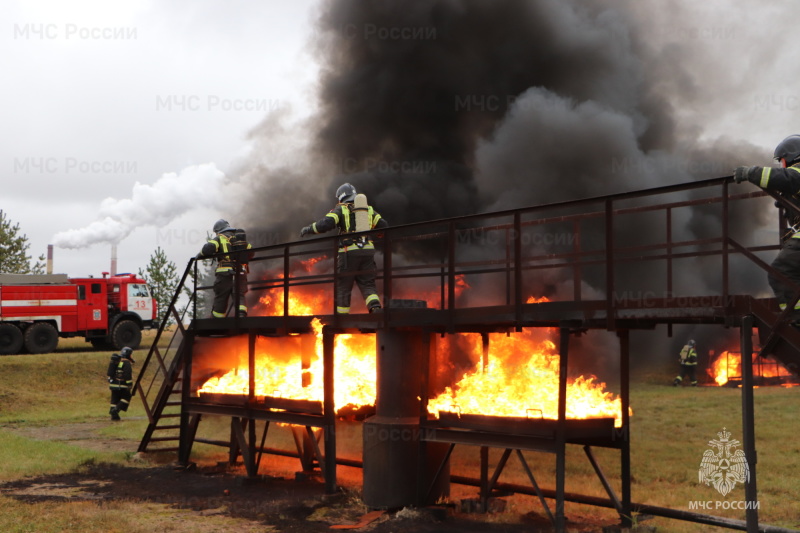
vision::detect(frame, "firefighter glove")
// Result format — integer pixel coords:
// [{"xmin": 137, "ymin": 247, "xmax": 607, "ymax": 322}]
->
[
  {"xmin": 300, "ymin": 226, "xmax": 313, "ymax": 238},
  {"xmin": 733, "ymin": 166, "xmax": 757, "ymax": 184}
]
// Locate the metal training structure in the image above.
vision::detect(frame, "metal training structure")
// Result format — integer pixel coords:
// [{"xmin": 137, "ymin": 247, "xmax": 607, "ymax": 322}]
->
[{"xmin": 133, "ymin": 176, "xmax": 800, "ymax": 533}]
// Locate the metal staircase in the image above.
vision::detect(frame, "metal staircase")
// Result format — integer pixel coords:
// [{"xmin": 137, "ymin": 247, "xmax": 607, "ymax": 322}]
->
[{"xmin": 134, "ymin": 263, "xmax": 192, "ymax": 453}]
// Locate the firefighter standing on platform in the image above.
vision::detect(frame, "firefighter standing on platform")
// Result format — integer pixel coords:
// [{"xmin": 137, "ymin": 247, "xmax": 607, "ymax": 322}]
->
[
  {"xmin": 299, "ymin": 183, "xmax": 388, "ymax": 313},
  {"xmin": 107, "ymin": 346, "xmax": 134, "ymax": 420},
  {"xmin": 197, "ymin": 219, "xmax": 253, "ymax": 318},
  {"xmin": 673, "ymin": 339, "xmax": 698, "ymax": 387},
  {"xmin": 734, "ymin": 134, "xmax": 800, "ymax": 323}
]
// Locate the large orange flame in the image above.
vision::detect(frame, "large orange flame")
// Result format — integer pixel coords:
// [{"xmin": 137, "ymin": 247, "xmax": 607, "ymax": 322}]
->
[
  {"xmin": 428, "ymin": 328, "xmax": 627, "ymax": 426},
  {"xmin": 198, "ymin": 319, "xmax": 377, "ymax": 413},
  {"xmin": 708, "ymin": 350, "xmax": 795, "ymax": 386},
  {"xmin": 202, "ymin": 265, "xmax": 628, "ymax": 423}
]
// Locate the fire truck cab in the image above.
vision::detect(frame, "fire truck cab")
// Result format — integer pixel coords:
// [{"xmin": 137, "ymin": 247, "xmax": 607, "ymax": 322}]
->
[{"xmin": 0, "ymin": 272, "xmax": 158, "ymax": 355}]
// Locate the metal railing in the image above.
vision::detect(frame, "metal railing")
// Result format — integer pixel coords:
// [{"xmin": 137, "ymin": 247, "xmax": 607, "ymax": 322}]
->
[{"xmin": 188, "ymin": 176, "xmax": 783, "ymax": 327}]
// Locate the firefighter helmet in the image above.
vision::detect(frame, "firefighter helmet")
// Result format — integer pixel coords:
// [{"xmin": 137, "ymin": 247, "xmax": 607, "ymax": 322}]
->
[
  {"xmin": 773, "ymin": 135, "xmax": 800, "ymax": 166},
  {"xmin": 213, "ymin": 219, "xmax": 233, "ymax": 234},
  {"xmin": 335, "ymin": 183, "xmax": 356, "ymax": 203},
  {"xmin": 688, "ymin": 339, "xmax": 696, "ymax": 347},
  {"xmin": 120, "ymin": 346, "xmax": 135, "ymax": 363}
]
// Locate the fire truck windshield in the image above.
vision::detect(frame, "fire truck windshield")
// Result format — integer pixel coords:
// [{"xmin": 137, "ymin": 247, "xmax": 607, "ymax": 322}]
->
[{"xmin": 129, "ymin": 284, "xmax": 150, "ymax": 297}]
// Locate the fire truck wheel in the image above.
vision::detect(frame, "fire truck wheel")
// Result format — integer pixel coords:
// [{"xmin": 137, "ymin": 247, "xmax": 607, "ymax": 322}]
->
[
  {"xmin": 24, "ymin": 322, "xmax": 59, "ymax": 354},
  {"xmin": 112, "ymin": 320, "xmax": 141, "ymax": 350},
  {"xmin": 0, "ymin": 323, "xmax": 24, "ymax": 355}
]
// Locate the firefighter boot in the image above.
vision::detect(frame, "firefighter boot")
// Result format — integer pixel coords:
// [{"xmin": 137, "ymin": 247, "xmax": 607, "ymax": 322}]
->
[
  {"xmin": 110, "ymin": 407, "xmax": 121, "ymax": 421},
  {"xmin": 673, "ymin": 377, "xmax": 682, "ymax": 387}
]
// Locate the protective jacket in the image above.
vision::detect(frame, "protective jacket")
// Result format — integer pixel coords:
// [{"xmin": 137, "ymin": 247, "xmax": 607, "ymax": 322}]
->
[
  {"xmin": 679, "ymin": 345, "xmax": 697, "ymax": 366},
  {"xmin": 107, "ymin": 356, "xmax": 133, "ymax": 390},
  {"xmin": 742, "ymin": 164, "xmax": 800, "ymax": 238},
  {"xmin": 200, "ymin": 231, "xmax": 253, "ymax": 273},
  {"xmin": 310, "ymin": 203, "xmax": 387, "ymax": 251}
]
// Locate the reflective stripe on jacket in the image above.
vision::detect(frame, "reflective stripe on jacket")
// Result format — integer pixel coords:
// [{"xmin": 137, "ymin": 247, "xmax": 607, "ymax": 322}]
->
[
  {"xmin": 202, "ymin": 233, "xmax": 252, "ymax": 272},
  {"xmin": 109, "ymin": 360, "xmax": 133, "ymax": 389},
  {"xmin": 311, "ymin": 203, "xmax": 386, "ymax": 251},
  {"xmin": 679, "ymin": 346, "xmax": 697, "ymax": 365},
  {"xmin": 749, "ymin": 164, "xmax": 800, "ymax": 238}
]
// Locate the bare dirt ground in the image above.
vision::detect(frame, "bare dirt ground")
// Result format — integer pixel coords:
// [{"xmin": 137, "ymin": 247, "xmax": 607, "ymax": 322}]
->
[{"xmin": 0, "ymin": 421, "xmax": 619, "ymax": 533}]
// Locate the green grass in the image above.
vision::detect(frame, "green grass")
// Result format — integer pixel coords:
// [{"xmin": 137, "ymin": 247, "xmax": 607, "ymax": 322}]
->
[
  {"xmin": 0, "ymin": 350, "xmax": 111, "ymax": 424},
  {"xmin": 0, "ymin": 431, "xmax": 123, "ymax": 481}
]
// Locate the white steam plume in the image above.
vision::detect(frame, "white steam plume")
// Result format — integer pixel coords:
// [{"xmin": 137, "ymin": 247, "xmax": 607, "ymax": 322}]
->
[{"xmin": 53, "ymin": 163, "xmax": 230, "ymax": 249}]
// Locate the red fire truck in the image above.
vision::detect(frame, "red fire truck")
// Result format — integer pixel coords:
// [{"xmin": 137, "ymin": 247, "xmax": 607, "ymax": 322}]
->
[{"xmin": 0, "ymin": 272, "xmax": 158, "ymax": 355}]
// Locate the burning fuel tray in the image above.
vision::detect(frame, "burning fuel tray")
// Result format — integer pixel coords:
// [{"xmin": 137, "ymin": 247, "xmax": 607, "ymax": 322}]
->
[
  {"xmin": 196, "ymin": 392, "xmax": 248, "ymax": 405},
  {"xmin": 435, "ymin": 411, "xmax": 616, "ymax": 441},
  {"xmin": 196, "ymin": 392, "xmax": 324, "ymax": 415}
]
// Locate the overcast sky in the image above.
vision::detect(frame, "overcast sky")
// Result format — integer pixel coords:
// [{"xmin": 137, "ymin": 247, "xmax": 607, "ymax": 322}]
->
[
  {"xmin": 2, "ymin": 0, "xmax": 319, "ymax": 277},
  {"xmin": 2, "ymin": 0, "xmax": 799, "ymax": 279}
]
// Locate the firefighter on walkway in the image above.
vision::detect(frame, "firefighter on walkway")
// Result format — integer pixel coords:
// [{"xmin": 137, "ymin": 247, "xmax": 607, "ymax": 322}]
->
[
  {"xmin": 197, "ymin": 219, "xmax": 253, "ymax": 318},
  {"xmin": 299, "ymin": 183, "xmax": 388, "ymax": 313},
  {"xmin": 107, "ymin": 346, "xmax": 135, "ymax": 420},
  {"xmin": 735, "ymin": 135, "xmax": 800, "ymax": 322},
  {"xmin": 673, "ymin": 339, "xmax": 698, "ymax": 387}
]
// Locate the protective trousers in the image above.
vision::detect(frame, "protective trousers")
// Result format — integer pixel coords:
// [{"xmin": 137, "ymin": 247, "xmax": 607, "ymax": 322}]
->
[
  {"xmin": 768, "ymin": 238, "xmax": 800, "ymax": 317},
  {"xmin": 110, "ymin": 388, "xmax": 131, "ymax": 412},
  {"xmin": 212, "ymin": 271, "xmax": 248, "ymax": 317},
  {"xmin": 336, "ymin": 249, "xmax": 381, "ymax": 313},
  {"xmin": 675, "ymin": 364, "xmax": 697, "ymax": 386}
]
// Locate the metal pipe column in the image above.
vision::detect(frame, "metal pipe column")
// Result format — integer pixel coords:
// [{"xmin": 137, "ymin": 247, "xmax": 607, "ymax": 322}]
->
[
  {"xmin": 363, "ymin": 328, "xmax": 449, "ymax": 509},
  {"xmin": 740, "ymin": 316, "xmax": 759, "ymax": 532}
]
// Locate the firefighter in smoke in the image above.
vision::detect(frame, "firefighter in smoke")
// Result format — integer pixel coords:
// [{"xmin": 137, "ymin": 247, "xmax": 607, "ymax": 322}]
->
[
  {"xmin": 107, "ymin": 346, "xmax": 135, "ymax": 420},
  {"xmin": 197, "ymin": 219, "xmax": 253, "ymax": 318},
  {"xmin": 673, "ymin": 339, "xmax": 698, "ymax": 387},
  {"xmin": 299, "ymin": 183, "xmax": 388, "ymax": 313},
  {"xmin": 734, "ymin": 135, "xmax": 800, "ymax": 323}
]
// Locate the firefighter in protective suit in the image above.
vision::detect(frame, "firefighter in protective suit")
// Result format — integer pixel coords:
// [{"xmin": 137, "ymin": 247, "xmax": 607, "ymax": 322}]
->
[
  {"xmin": 734, "ymin": 135, "xmax": 800, "ymax": 323},
  {"xmin": 197, "ymin": 219, "xmax": 253, "ymax": 318},
  {"xmin": 300, "ymin": 183, "xmax": 388, "ymax": 313},
  {"xmin": 673, "ymin": 339, "xmax": 698, "ymax": 387},
  {"xmin": 107, "ymin": 346, "xmax": 134, "ymax": 420}
]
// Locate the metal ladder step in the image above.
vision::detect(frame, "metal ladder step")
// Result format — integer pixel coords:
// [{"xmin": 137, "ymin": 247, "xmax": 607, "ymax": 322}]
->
[
  {"xmin": 148, "ymin": 436, "xmax": 180, "ymax": 443},
  {"xmin": 143, "ymin": 446, "xmax": 179, "ymax": 453}
]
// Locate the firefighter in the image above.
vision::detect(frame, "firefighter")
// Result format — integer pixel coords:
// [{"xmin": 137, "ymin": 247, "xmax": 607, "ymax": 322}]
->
[
  {"xmin": 299, "ymin": 183, "xmax": 388, "ymax": 313},
  {"xmin": 197, "ymin": 219, "xmax": 253, "ymax": 318},
  {"xmin": 107, "ymin": 346, "xmax": 135, "ymax": 420},
  {"xmin": 673, "ymin": 339, "xmax": 698, "ymax": 387},
  {"xmin": 734, "ymin": 135, "xmax": 800, "ymax": 322}
]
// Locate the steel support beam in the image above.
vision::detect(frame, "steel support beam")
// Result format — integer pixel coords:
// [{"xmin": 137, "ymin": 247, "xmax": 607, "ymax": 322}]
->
[{"xmin": 556, "ymin": 324, "xmax": 570, "ymax": 532}]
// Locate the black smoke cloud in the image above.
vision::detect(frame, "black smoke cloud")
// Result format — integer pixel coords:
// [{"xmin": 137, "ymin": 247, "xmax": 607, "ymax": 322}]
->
[{"xmin": 231, "ymin": 0, "xmax": 778, "ymax": 372}]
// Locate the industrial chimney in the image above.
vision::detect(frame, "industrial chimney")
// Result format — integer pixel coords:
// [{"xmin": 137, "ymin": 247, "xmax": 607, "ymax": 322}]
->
[
  {"xmin": 111, "ymin": 244, "xmax": 117, "ymax": 276},
  {"xmin": 46, "ymin": 244, "xmax": 53, "ymax": 275}
]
